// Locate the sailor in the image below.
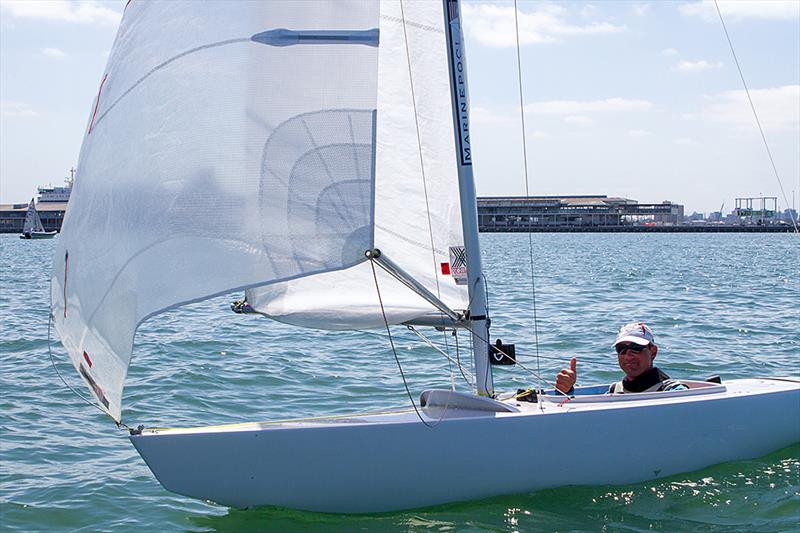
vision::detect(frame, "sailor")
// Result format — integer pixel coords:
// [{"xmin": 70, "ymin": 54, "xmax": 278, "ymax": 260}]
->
[{"xmin": 555, "ymin": 322, "xmax": 688, "ymax": 395}]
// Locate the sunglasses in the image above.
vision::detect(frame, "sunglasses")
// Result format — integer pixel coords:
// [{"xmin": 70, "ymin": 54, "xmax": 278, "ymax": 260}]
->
[{"xmin": 615, "ymin": 343, "xmax": 649, "ymax": 355}]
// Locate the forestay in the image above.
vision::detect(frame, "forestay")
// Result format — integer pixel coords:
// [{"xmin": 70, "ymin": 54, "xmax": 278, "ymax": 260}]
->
[{"xmin": 50, "ymin": 0, "xmax": 467, "ymax": 422}]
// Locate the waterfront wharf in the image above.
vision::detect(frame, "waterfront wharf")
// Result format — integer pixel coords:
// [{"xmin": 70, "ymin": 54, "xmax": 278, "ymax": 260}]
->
[{"xmin": 480, "ymin": 224, "xmax": 794, "ymax": 233}]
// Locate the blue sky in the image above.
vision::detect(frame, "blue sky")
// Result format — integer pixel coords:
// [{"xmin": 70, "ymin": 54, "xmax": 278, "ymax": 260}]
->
[{"xmin": 1, "ymin": 0, "xmax": 798, "ymax": 214}]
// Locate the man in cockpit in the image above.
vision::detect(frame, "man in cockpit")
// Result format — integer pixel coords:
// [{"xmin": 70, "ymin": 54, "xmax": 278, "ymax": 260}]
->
[{"xmin": 555, "ymin": 322, "xmax": 687, "ymax": 395}]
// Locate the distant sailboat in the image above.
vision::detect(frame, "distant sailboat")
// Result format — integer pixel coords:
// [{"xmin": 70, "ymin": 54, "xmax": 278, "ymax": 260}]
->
[
  {"xmin": 20, "ymin": 198, "xmax": 56, "ymax": 239},
  {"xmin": 51, "ymin": 0, "xmax": 798, "ymax": 513}
]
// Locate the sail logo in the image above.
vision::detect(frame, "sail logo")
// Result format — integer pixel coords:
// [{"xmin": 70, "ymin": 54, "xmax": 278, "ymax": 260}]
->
[
  {"xmin": 449, "ymin": 246, "xmax": 468, "ymax": 285},
  {"xmin": 447, "ymin": 0, "xmax": 471, "ymax": 166}
]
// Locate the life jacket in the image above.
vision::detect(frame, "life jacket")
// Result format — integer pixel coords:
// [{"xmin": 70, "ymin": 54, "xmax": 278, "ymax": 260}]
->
[{"xmin": 609, "ymin": 367, "xmax": 685, "ymax": 394}]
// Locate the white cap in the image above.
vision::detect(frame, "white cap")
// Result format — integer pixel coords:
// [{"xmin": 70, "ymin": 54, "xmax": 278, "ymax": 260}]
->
[{"xmin": 613, "ymin": 322, "xmax": 655, "ymax": 347}]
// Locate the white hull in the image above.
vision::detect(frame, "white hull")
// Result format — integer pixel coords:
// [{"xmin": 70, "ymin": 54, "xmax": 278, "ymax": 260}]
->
[
  {"xmin": 20, "ymin": 231, "xmax": 57, "ymax": 239},
  {"xmin": 130, "ymin": 378, "xmax": 800, "ymax": 513}
]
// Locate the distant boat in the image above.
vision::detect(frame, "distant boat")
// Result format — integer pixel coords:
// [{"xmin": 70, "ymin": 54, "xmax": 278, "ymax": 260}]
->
[{"xmin": 19, "ymin": 199, "xmax": 56, "ymax": 239}]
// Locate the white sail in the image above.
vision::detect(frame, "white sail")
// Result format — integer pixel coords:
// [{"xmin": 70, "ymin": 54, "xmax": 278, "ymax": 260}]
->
[
  {"xmin": 23, "ymin": 199, "xmax": 45, "ymax": 233},
  {"xmin": 50, "ymin": 0, "xmax": 467, "ymax": 421},
  {"xmin": 51, "ymin": 1, "xmax": 383, "ymax": 421},
  {"xmin": 246, "ymin": 1, "xmax": 468, "ymax": 329}
]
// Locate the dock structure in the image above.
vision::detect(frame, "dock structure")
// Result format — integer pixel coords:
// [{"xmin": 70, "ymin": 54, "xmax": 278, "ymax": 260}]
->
[
  {"xmin": 478, "ymin": 195, "xmax": 684, "ymax": 231},
  {"xmin": 0, "ymin": 193, "xmax": 793, "ymax": 234}
]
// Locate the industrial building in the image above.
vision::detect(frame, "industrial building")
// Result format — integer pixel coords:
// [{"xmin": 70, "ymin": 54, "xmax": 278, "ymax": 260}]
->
[
  {"xmin": 478, "ymin": 195, "xmax": 684, "ymax": 231},
  {"xmin": 2, "ymin": 188, "xmax": 793, "ymax": 234}
]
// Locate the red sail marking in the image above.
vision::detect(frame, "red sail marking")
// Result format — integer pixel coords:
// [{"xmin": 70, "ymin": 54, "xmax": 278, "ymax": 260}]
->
[
  {"xmin": 63, "ymin": 251, "xmax": 69, "ymax": 318},
  {"xmin": 641, "ymin": 323, "xmax": 646, "ymax": 333},
  {"xmin": 83, "ymin": 351, "xmax": 93, "ymax": 368},
  {"xmin": 87, "ymin": 74, "xmax": 108, "ymax": 135},
  {"xmin": 441, "ymin": 263, "xmax": 451, "ymax": 275}
]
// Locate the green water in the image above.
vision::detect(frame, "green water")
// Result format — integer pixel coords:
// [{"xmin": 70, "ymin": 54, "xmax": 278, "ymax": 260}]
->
[{"xmin": 1, "ymin": 233, "xmax": 798, "ymax": 532}]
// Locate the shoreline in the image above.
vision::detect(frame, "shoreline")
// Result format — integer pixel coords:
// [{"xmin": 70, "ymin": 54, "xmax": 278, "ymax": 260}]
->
[{"xmin": 479, "ymin": 225, "xmax": 795, "ymax": 233}]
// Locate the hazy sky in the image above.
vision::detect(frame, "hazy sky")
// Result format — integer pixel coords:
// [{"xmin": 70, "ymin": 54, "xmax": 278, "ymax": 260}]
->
[{"xmin": 1, "ymin": 0, "xmax": 798, "ymax": 214}]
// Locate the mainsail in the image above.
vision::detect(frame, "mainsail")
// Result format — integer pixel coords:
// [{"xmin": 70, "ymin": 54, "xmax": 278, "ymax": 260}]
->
[
  {"xmin": 51, "ymin": 1, "xmax": 467, "ymax": 422},
  {"xmin": 23, "ymin": 199, "xmax": 45, "ymax": 234}
]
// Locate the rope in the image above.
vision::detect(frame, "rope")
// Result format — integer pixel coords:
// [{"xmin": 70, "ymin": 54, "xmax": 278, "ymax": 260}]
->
[
  {"xmin": 367, "ymin": 265, "xmax": 564, "ymax": 394},
  {"xmin": 513, "ymin": 0, "xmax": 543, "ymax": 378},
  {"xmin": 48, "ymin": 279, "xmax": 131, "ymax": 431},
  {"xmin": 369, "ymin": 259, "xmax": 455, "ymax": 428},
  {"xmin": 407, "ymin": 325, "xmax": 473, "ymax": 386},
  {"xmin": 453, "ymin": 327, "xmax": 472, "ymax": 386},
  {"xmin": 713, "ymin": 0, "xmax": 799, "ymax": 233},
  {"xmin": 355, "ymin": 326, "xmax": 474, "ymax": 387}
]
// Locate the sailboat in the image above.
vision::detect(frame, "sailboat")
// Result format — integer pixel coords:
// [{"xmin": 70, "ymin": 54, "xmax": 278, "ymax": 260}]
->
[
  {"xmin": 51, "ymin": 0, "xmax": 798, "ymax": 513},
  {"xmin": 20, "ymin": 198, "xmax": 56, "ymax": 239}
]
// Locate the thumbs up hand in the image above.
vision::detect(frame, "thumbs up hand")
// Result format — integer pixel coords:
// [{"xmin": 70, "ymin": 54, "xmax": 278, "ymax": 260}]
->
[{"xmin": 555, "ymin": 357, "xmax": 577, "ymax": 394}]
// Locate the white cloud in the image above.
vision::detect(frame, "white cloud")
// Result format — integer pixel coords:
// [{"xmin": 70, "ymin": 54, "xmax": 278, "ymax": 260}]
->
[
  {"xmin": 471, "ymin": 106, "xmax": 550, "ymax": 137},
  {"xmin": 462, "ymin": 3, "xmax": 625, "ymax": 48},
  {"xmin": 564, "ymin": 115, "xmax": 593, "ymax": 124},
  {"xmin": 679, "ymin": 0, "xmax": 799, "ymax": 22},
  {"xmin": 673, "ymin": 138, "xmax": 698, "ymax": 146},
  {"xmin": 633, "ymin": 4, "xmax": 651, "ymax": 17},
  {"xmin": 471, "ymin": 106, "xmax": 509, "ymax": 125},
  {"xmin": 525, "ymin": 97, "xmax": 654, "ymax": 115},
  {"xmin": 0, "ymin": 1, "xmax": 121, "ymax": 26},
  {"xmin": 628, "ymin": 129, "xmax": 652, "ymax": 137},
  {"xmin": 673, "ymin": 59, "xmax": 724, "ymax": 72},
  {"xmin": 662, "ymin": 48, "xmax": 679, "ymax": 56},
  {"xmin": 1, "ymin": 101, "xmax": 39, "ymax": 118},
  {"xmin": 580, "ymin": 5, "xmax": 598, "ymax": 18},
  {"xmin": 42, "ymin": 47, "xmax": 67, "ymax": 59},
  {"xmin": 702, "ymin": 85, "xmax": 800, "ymax": 131}
]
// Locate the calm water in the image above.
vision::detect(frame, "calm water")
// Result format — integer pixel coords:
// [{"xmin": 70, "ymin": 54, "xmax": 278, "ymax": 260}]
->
[{"xmin": 1, "ymin": 232, "xmax": 798, "ymax": 532}]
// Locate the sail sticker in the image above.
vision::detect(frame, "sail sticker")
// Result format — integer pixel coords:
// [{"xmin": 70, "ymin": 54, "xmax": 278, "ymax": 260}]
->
[
  {"xmin": 440, "ymin": 262, "xmax": 451, "ymax": 275},
  {"xmin": 449, "ymin": 246, "xmax": 468, "ymax": 285},
  {"xmin": 79, "ymin": 363, "xmax": 109, "ymax": 409},
  {"xmin": 63, "ymin": 251, "xmax": 69, "ymax": 318},
  {"xmin": 446, "ymin": 0, "xmax": 471, "ymax": 166},
  {"xmin": 87, "ymin": 74, "xmax": 108, "ymax": 135},
  {"xmin": 83, "ymin": 351, "xmax": 92, "ymax": 368},
  {"xmin": 252, "ymin": 29, "xmax": 379, "ymax": 47}
]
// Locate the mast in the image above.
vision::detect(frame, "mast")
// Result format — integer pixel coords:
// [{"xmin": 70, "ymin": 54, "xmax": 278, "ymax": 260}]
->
[{"xmin": 442, "ymin": 0, "xmax": 494, "ymax": 397}]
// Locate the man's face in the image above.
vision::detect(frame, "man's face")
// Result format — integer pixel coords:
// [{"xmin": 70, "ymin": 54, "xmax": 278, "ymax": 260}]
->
[{"xmin": 616, "ymin": 343, "xmax": 657, "ymax": 379}]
